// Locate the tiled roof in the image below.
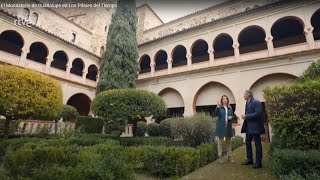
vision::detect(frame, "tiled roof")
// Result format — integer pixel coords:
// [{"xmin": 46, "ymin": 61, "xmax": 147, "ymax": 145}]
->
[
  {"xmin": 0, "ymin": 8, "xmax": 100, "ymax": 59},
  {"xmin": 138, "ymin": 0, "xmax": 287, "ymax": 47}
]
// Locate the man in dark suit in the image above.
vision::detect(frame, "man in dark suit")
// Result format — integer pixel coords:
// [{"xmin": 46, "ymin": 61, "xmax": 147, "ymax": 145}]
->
[{"xmin": 241, "ymin": 90, "xmax": 265, "ymax": 169}]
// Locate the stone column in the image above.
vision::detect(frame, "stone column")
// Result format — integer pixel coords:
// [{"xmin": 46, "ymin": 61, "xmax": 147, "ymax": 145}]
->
[
  {"xmin": 150, "ymin": 62, "xmax": 155, "ymax": 77},
  {"xmin": 208, "ymin": 48, "xmax": 214, "ymax": 66},
  {"xmin": 167, "ymin": 59, "xmax": 172, "ymax": 74},
  {"xmin": 233, "ymin": 42, "xmax": 240, "ymax": 62},
  {"xmin": 19, "ymin": 47, "xmax": 29, "ymax": 67},
  {"xmin": 66, "ymin": 62, "xmax": 72, "ymax": 78},
  {"xmin": 187, "ymin": 54, "xmax": 192, "ymax": 70},
  {"xmin": 82, "ymin": 67, "xmax": 88, "ymax": 82},
  {"xmin": 265, "ymin": 35, "xmax": 275, "ymax": 56},
  {"xmin": 304, "ymin": 26, "xmax": 315, "ymax": 49},
  {"xmin": 45, "ymin": 58, "xmax": 53, "ymax": 74}
]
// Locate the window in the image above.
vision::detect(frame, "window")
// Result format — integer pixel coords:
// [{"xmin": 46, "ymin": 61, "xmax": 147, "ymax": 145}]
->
[
  {"xmin": 29, "ymin": 13, "xmax": 38, "ymax": 25},
  {"xmin": 71, "ymin": 33, "xmax": 76, "ymax": 43}
]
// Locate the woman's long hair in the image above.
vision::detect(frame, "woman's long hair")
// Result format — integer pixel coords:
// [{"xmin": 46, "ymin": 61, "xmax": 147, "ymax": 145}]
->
[{"xmin": 220, "ymin": 95, "xmax": 230, "ymax": 107}]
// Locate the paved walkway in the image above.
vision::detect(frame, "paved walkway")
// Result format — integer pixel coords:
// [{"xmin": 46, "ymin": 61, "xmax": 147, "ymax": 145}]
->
[
  {"xmin": 136, "ymin": 143, "xmax": 278, "ymax": 180},
  {"xmin": 181, "ymin": 143, "xmax": 278, "ymax": 180}
]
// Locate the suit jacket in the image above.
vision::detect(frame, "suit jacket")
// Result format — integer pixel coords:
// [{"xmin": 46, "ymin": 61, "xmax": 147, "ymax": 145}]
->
[{"xmin": 241, "ymin": 98, "xmax": 265, "ymax": 134}]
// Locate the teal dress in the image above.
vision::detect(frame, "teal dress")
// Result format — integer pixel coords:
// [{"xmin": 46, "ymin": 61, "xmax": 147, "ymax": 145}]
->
[{"xmin": 214, "ymin": 106, "xmax": 236, "ymax": 138}]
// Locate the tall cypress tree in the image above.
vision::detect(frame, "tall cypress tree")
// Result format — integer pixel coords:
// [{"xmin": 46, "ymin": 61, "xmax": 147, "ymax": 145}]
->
[{"xmin": 96, "ymin": 0, "xmax": 138, "ymax": 94}]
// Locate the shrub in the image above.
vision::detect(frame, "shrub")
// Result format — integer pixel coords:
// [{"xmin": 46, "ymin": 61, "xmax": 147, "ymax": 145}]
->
[
  {"xmin": 159, "ymin": 118, "xmax": 176, "ymax": 137},
  {"xmin": 144, "ymin": 146, "xmax": 200, "ymax": 177},
  {"xmin": 264, "ymin": 79, "xmax": 320, "ymax": 150},
  {"xmin": 298, "ymin": 59, "xmax": 320, "ymax": 83},
  {"xmin": 75, "ymin": 116, "xmax": 104, "ymax": 134},
  {"xmin": 231, "ymin": 136, "xmax": 244, "ymax": 150},
  {"xmin": 0, "ymin": 65, "xmax": 63, "ymax": 139},
  {"xmin": 171, "ymin": 113, "xmax": 216, "ymax": 147},
  {"xmin": 146, "ymin": 122, "xmax": 160, "ymax": 136},
  {"xmin": 60, "ymin": 105, "xmax": 79, "ymax": 122},
  {"xmin": 2, "ymin": 138, "xmax": 134, "ymax": 179},
  {"xmin": 91, "ymin": 89, "xmax": 166, "ymax": 134},
  {"xmin": 271, "ymin": 148, "xmax": 320, "ymax": 178},
  {"xmin": 135, "ymin": 121, "xmax": 146, "ymax": 137},
  {"xmin": 119, "ymin": 137, "xmax": 172, "ymax": 147}
]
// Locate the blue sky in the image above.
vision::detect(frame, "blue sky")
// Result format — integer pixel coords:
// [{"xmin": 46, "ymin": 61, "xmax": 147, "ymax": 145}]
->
[{"xmin": 136, "ymin": 0, "xmax": 225, "ymax": 23}]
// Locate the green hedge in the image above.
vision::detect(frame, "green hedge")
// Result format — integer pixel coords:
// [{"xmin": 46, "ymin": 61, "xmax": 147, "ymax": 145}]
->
[
  {"xmin": 146, "ymin": 122, "xmax": 160, "ymax": 136},
  {"xmin": 1, "ymin": 138, "xmax": 132, "ymax": 179},
  {"xmin": 1, "ymin": 135, "xmax": 244, "ymax": 179},
  {"xmin": 264, "ymin": 79, "xmax": 320, "ymax": 150},
  {"xmin": 135, "ymin": 121, "xmax": 146, "ymax": 137},
  {"xmin": 271, "ymin": 148, "xmax": 320, "ymax": 179},
  {"xmin": 75, "ymin": 116, "xmax": 104, "ymax": 134},
  {"xmin": 119, "ymin": 137, "xmax": 172, "ymax": 147}
]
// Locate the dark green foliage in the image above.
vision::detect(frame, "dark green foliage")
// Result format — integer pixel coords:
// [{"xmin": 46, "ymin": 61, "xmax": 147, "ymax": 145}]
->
[
  {"xmin": 158, "ymin": 118, "xmax": 175, "ymax": 137},
  {"xmin": 264, "ymin": 79, "xmax": 320, "ymax": 150},
  {"xmin": 298, "ymin": 59, "xmax": 320, "ymax": 83},
  {"xmin": 91, "ymin": 89, "xmax": 166, "ymax": 134},
  {"xmin": 75, "ymin": 116, "xmax": 104, "ymax": 134},
  {"xmin": 171, "ymin": 113, "xmax": 216, "ymax": 147},
  {"xmin": 119, "ymin": 137, "xmax": 171, "ymax": 147},
  {"xmin": 0, "ymin": 135, "xmax": 244, "ymax": 179},
  {"xmin": 1, "ymin": 138, "xmax": 133, "ymax": 179},
  {"xmin": 135, "ymin": 121, "xmax": 147, "ymax": 137},
  {"xmin": 146, "ymin": 122, "xmax": 160, "ymax": 136},
  {"xmin": 60, "ymin": 105, "xmax": 79, "ymax": 121},
  {"xmin": 96, "ymin": 0, "xmax": 139, "ymax": 93},
  {"xmin": 271, "ymin": 148, "xmax": 320, "ymax": 179}
]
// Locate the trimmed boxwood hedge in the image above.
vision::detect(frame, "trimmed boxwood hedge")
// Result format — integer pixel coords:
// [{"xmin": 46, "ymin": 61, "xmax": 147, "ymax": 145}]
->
[{"xmin": 75, "ymin": 116, "xmax": 104, "ymax": 134}]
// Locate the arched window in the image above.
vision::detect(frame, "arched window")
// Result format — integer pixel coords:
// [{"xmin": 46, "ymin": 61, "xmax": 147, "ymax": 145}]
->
[
  {"xmin": 21, "ymin": 8, "xmax": 30, "ymax": 20},
  {"xmin": 172, "ymin": 45, "xmax": 187, "ymax": 67},
  {"xmin": 155, "ymin": 50, "xmax": 168, "ymax": 71},
  {"xmin": 311, "ymin": 9, "xmax": 320, "ymax": 40},
  {"xmin": 86, "ymin": 65, "xmax": 98, "ymax": 81},
  {"xmin": 191, "ymin": 39, "xmax": 209, "ymax": 63},
  {"xmin": 51, "ymin": 51, "xmax": 68, "ymax": 71},
  {"xmin": 0, "ymin": 30, "xmax": 24, "ymax": 56},
  {"xmin": 71, "ymin": 33, "xmax": 76, "ymax": 43},
  {"xmin": 213, "ymin": 34, "xmax": 234, "ymax": 59},
  {"xmin": 70, "ymin": 58, "xmax": 84, "ymax": 76},
  {"xmin": 27, "ymin": 42, "xmax": 48, "ymax": 64},
  {"xmin": 100, "ymin": 46, "xmax": 105, "ymax": 56},
  {"xmin": 139, "ymin": 54, "xmax": 151, "ymax": 73},
  {"xmin": 271, "ymin": 17, "xmax": 306, "ymax": 48},
  {"xmin": 238, "ymin": 26, "xmax": 267, "ymax": 54},
  {"xmin": 29, "ymin": 13, "xmax": 38, "ymax": 25}
]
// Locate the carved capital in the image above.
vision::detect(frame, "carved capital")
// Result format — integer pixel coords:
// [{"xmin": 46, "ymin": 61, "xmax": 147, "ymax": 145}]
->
[
  {"xmin": 265, "ymin": 35, "xmax": 273, "ymax": 42},
  {"xmin": 232, "ymin": 43, "xmax": 239, "ymax": 49},
  {"xmin": 150, "ymin": 63, "xmax": 156, "ymax": 67},
  {"xmin": 304, "ymin": 26, "xmax": 314, "ymax": 34}
]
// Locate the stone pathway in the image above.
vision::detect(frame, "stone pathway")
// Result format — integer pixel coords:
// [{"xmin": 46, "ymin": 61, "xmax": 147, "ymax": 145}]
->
[
  {"xmin": 181, "ymin": 143, "xmax": 278, "ymax": 180},
  {"xmin": 136, "ymin": 143, "xmax": 278, "ymax": 180}
]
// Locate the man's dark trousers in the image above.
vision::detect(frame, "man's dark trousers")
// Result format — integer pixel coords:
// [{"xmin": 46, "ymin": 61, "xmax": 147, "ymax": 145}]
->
[{"xmin": 245, "ymin": 133, "xmax": 262, "ymax": 164}]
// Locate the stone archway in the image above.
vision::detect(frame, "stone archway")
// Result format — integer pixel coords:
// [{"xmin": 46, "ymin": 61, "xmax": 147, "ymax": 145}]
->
[
  {"xmin": 67, "ymin": 93, "xmax": 92, "ymax": 116},
  {"xmin": 193, "ymin": 82, "xmax": 236, "ymax": 117},
  {"xmin": 250, "ymin": 73, "xmax": 298, "ymax": 142},
  {"xmin": 158, "ymin": 88, "xmax": 185, "ymax": 118}
]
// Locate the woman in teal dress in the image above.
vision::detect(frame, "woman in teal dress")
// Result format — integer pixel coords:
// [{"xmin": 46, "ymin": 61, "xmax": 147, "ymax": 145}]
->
[{"xmin": 214, "ymin": 95, "xmax": 237, "ymax": 163}]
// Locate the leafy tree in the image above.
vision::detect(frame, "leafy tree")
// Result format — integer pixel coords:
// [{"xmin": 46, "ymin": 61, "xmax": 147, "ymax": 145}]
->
[
  {"xmin": 91, "ymin": 89, "xmax": 166, "ymax": 136},
  {"xmin": 96, "ymin": 0, "xmax": 139, "ymax": 94},
  {"xmin": 60, "ymin": 105, "xmax": 79, "ymax": 122},
  {"xmin": 0, "ymin": 65, "xmax": 63, "ymax": 140},
  {"xmin": 298, "ymin": 59, "xmax": 320, "ymax": 83}
]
